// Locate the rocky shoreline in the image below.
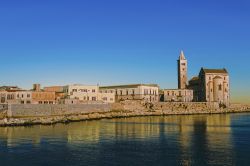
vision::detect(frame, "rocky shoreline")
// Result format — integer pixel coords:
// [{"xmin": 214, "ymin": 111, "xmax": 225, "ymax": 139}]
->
[{"xmin": 0, "ymin": 103, "xmax": 249, "ymax": 127}]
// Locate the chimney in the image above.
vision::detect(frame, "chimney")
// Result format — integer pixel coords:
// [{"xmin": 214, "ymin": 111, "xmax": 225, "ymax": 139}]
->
[{"xmin": 33, "ymin": 84, "xmax": 41, "ymax": 92}]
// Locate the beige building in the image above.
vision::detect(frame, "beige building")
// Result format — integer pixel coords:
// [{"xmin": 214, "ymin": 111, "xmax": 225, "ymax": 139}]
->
[
  {"xmin": 100, "ymin": 84, "xmax": 159, "ymax": 102},
  {"xmin": 63, "ymin": 84, "xmax": 115, "ymax": 103},
  {"xmin": 0, "ymin": 90, "xmax": 32, "ymax": 104},
  {"xmin": 189, "ymin": 68, "xmax": 230, "ymax": 106},
  {"xmin": 164, "ymin": 51, "xmax": 193, "ymax": 102},
  {"xmin": 164, "ymin": 89, "xmax": 193, "ymax": 102},
  {"xmin": 15, "ymin": 91, "xmax": 32, "ymax": 104}
]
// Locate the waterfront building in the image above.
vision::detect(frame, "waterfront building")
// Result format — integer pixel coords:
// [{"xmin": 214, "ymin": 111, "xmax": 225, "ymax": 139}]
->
[
  {"xmin": 164, "ymin": 51, "xmax": 193, "ymax": 102},
  {"xmin": 63, "ymin": 84, "xmax": 115, "ymax": 103},
  {"xmin": 189, "ymin": 68, "xmax": 230, "ymax": 106},
  {"xmin": 44, "ymin": 86, "xmax": 65, "ymax": 103},
  {"xmin": 15, "ymin": 91, "xmax": 32, "ymax": 104},
  {"xmin": 100, "ymin": 84, "xmax": 159, "ymax": 102},
  {"xmin": 164, "ymin": 89, "xmax": 193, "ymax": 102},
  {"xmin": 0, "ymin": 90, "xmax": 32, "ymax": 104},
  {"xmin": 32, "ymin": 91, "xmax": 56, "ymax": 104}
]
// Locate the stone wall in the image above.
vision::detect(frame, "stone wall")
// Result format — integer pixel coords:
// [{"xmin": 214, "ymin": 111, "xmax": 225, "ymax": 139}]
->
[
  {"xmin": 0, "ymin": 104, "xmax": 8, "ymax": 111},
  {"xmin": 4, "ymin": 101, "xmax": 242, "ymax": 119},
  {"xmin": 8, "ymin": 104, "xmax": 110, "ymax": 118},
  {"xmin": 0, "ymin": 104, "xmax": 7, "ymax": 119},
  {"xmin": 111, "ymin": 101, "xmax": 220, "ymax": 112},
  {"xmin": 0, "ymin": 101, "xmax": 249, "ymax": 126}
]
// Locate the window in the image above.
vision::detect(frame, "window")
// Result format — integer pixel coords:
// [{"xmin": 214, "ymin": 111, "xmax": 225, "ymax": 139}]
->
[
  {"xmin": 181, "ymin": 63, "xmax": 186, "ymax": 66},
  {"xmin": 132, "ymin": 90, "xmax": 135, "ymax": 95},
  {"xmin": 218, "ymin": 84, "xmax": 222, "ymax": 91},
  {"xmin": 120, "ymin": 90, "xmax": 123, "ymax": 95},
  {"xmin": 92, "ymin": 97, "xmax": 96, "ymax": 101},
  {"xmin": 110, "ymin": 98, "xmax": 113, "ymax": 101},
  {"xmin": 72, "ymin": 89, "xmax": 77, "ymax": 92},
  {"xmin": 126, "ymin": 90, "xmax": 129, "ymax": 95},
  {"xmin": 92, "ymin": 89, "xmax": 96, "ymax": 93},
  {"xmin": 27, "ymin": 101, "xmax": 31, "ymax": 104},
  {"xmin": 27, "ymin": 94, "xmax": 30, "ymax": 98},
  {"xmin": 22, "ymin": 94, "xmax": 24, "ymax": 98},
  {"xmin": 103, "ymin": 97, "xmax": 107, "ymax": 101},
  {"xmin": 211, "ymin": 89, "xmax": 213, "ymax": 92}
]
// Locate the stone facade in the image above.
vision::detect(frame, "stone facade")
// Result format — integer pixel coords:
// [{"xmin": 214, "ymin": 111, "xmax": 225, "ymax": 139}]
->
[
  {"xmin": 32, "ymin": 91, "xmax": 56, "ymax": 104},
  {"xmin": 178, "ymin": 51, "xmax": 188, "ymax": 89},
  {"xmin": 100, "ymin": 84, "xmax": 159, "ymax": 102},
  {"xmin": 163, "ymin": 89, "xmax": 193, "ymax": 102},
  {"xmin": 63, "ymin": 84, "xmax": 115, "ymax": 103},
  {"xmin": 63, "ymin": 85, "xmax": 99, "ymax": 101},
  {"xmin": 44, "ymin": 86, "xmax": 65, "ymax": 103},
  {"xmin": 7, "ymin": 103, "xmax": 110, "ymax": 118},
  {"xmin": 164, "ymin": 51, "xmax": 193, "ymax": 102},
  {"xmin": 0, "ymin": 90, "xmax": 32, "ymax": 104},
  {"xmin": 189, "ymin": 68, "xmax": 230, "ymax": 106}
]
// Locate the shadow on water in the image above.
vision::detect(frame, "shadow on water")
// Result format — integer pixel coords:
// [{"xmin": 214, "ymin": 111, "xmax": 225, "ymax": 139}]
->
[{"xmin": 0, "ymin": 113, "xmax": 250, "ymax": 166}]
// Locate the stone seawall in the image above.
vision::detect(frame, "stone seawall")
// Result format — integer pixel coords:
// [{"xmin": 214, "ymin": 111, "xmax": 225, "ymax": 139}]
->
[
  {"xmin": 0, "ymin": 101, "xmax": 249, "ymax": 126},
  {"xmin": 7, "ymin": 104, "xmax": 110, "ymax": 118}
]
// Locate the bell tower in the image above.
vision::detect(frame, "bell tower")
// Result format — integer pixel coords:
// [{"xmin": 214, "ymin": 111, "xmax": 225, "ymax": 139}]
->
[{"xmin": 178, "ymin": 50, "xmax": 187, "ymax": 89}]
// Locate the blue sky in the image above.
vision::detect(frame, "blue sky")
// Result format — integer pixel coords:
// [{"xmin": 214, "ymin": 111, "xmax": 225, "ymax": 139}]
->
[{"xmin": 0, "ymin": 0, "xmax": 249, "ymax": 103}]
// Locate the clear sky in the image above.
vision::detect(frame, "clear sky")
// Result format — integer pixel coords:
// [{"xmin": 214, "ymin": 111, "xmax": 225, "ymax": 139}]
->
[{"xmin": 0, "ymin": 0, "xmax": 249, "ymax": 103}]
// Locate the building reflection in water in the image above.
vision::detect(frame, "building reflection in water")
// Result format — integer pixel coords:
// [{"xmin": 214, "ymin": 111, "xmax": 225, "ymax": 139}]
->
[{"xmin": 0, "ymin": 114, "xmax": 234, "ymax": 165}]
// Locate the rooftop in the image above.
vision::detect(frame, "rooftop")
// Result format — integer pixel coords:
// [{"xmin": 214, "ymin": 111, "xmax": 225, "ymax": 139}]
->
[
  {"xmin": 201, "ymin": 68, "xmax": 228, "ymax": 74},
  {"xmin": 100, "ymin": 84, "xmax": 159, "ymax": 89}
]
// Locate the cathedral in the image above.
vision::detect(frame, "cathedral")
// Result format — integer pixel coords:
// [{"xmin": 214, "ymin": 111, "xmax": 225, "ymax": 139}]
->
[
  {"xmin": 189, "ymin": 68, "xmax": 230, "ymax": 106},
  {"xmin": 164, "ymin": 51, "xmax": 230, "ymax": 106}
]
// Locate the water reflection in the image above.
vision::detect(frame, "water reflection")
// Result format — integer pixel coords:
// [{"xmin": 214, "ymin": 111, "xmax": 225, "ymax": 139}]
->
[{"xmin": 0, "ymin": 114, "xmax": 237, "ymax": 165}]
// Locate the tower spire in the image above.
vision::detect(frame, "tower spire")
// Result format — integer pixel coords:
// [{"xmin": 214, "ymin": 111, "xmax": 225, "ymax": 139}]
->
[
  {"xmin": 178, "ymin": 50, "xmax": 187, "ymax": 89},
  {"xmin": 179, "ymin": 50, "xmax": 186, "ymax": 60}
]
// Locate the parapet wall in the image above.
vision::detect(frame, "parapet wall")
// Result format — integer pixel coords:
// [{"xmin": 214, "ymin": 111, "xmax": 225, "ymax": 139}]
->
[
  {"xmin": 111, "ymin": 101, "xmax": 220, "ymax": 112},
  {"xmin": 0, "ymin": 101, "xmax": 249, "ymax": 126},
  {"xmin": 8, "ymin": 104, "xmax": 111, "ymax": 118},
  {"xmin": 4, "ymin": 101, "xmax": 247, "ymax": 119}
]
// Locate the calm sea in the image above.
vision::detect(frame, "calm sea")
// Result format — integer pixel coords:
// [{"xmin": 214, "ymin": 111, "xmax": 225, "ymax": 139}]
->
[{"xmin": 1, "ymin": 113, "xmax": 250, "ymax": 166}]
